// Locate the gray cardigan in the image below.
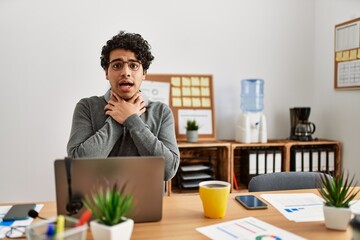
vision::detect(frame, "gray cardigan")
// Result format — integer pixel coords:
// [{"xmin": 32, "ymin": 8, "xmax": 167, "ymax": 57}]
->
[{"xmin": 67, "ymin": 90, "xmax": 180, "ymax": 181}]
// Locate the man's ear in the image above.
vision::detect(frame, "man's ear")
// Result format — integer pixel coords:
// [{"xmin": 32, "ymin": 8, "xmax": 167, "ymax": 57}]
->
[{"xmin": 142, "ymin": 70, "xmax": 147, "ymax": 80}]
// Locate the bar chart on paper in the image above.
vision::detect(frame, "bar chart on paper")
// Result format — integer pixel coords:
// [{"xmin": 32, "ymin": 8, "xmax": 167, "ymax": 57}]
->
[
  {"xmin": 260, "ymin": 193, "xmax": 324, "ymax": 222},
  {"xmin": 196, "ymin": 217, "xmax": 306, "ymax": 240}
]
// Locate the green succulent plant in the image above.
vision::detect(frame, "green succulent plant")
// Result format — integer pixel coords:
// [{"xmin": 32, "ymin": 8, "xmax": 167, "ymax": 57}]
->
[
  {"xmin": 318, "ymin": 170, "xmax": 359, "ymax": 208},
  {"xmin": 83, "ymin": 181, "xmax": 133, "ymax": 226},
  {"xmin": 186, "ymin": 119, "xmax": 199, "ymax": 131}
]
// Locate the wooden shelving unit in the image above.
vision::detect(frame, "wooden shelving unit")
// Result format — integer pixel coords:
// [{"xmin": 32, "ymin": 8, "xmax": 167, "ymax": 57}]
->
[
  {"xmin": 167, "ymin": 141, "xmax": 231, "ymax": 196},
  {"xmin": 284, "ymin": 139, "xmax": 342, "ymax": 174},
  {"xmin": 231, "ymin": 139, "xmax": 341, "ymax": 192},
  {"xmin": 167, "ymin": 139, "xmax": 342, "ymax": 196}
]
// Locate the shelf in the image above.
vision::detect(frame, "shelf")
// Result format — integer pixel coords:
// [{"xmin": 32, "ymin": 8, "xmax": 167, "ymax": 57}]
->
[
  {"xmin": 167, "ymin": 139, "xmax": 342, "ymax": 195},
  {"xmin": 231, "ymin": 139, "xmax": 342, "ymax": 192},
  {"xmin": 168, "ymin": 141, "xmax": 231, "ymax": 196}
]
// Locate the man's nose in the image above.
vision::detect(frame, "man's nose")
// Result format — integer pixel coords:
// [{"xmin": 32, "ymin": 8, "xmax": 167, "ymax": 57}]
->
[{"xmin": 121, "ymin": 65, "xmax": 132, "ymax": 76}]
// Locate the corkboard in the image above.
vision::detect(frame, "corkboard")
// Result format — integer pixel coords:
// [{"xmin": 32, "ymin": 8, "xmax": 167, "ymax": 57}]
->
[
  {"xmin": 334, "ymin": 17, "xmax": 360, "ymax": 90},
  {"xmin": 142, "ymin": 74, "xmax": 216, "ymax": 141}
]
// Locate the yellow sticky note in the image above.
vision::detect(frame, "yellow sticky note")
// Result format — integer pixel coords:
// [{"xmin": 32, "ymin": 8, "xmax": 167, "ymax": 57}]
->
[
  {"xmin": 172, "ymin": 97, "xmax": 182, "ymax": 107},
  {"xmin": 342, "ymin": 51, "xmax": 350, "ymax": 61},
  {"xmin": 191, "ymin": 77, "xmax": 200, "ymax": 86},
  {"xmin": 349, "ymin": 50, "xmax": 357, "ymax": 60},
  {"xmin": 201, "ymin": 87, "xmax": 210, "ymax": 96},
  {"xmin": 172, "ymin": 87, "xmax": 181, "ymax": 97},
  {"xmin": 191, "ymin": 87, "xmax": 200, "ymax": 96},
  {"xmin": 201, "ymin": 98, "xmax": 211, "ymax": 107},
  {"xmin": 357, "ymin": 49, "xmax": 360, "ymax": 59},
  {"xmin": 171, "ymin": 77, "xmax": 181, "ymax": 87},
  {"xmin": 192, "ymin": 98, "xmax": 201, "ymax": 107},
  {"xmin": 182, "ymin": 97, "xmax": 192, "ymax": 107},
  {"xmin": 200, "ymin": 77, "xmax": 209, "ymax": 87},
  {"xmin": 182, "ymin": 87, "xmax": 191, "ymax": 96},
  {"xmin": 182, "ymin": 77, "xmax": 191, "ymax": 86},
  {"xmin": 336, "ymin": 52, "xmax": 343, "ymax": 61}
]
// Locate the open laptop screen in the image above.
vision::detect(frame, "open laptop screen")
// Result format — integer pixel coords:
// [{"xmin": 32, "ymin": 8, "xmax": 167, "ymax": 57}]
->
[{"xmin": 54, "ymin": 156, "xmax": 164, "ymax": 223}]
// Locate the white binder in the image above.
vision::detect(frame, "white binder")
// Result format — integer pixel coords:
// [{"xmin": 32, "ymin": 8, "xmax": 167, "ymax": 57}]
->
[
  {"xmin": 266, "ymin": 151, "xmax": 274, "ymax": 173},
  {"xmin": 258, "ymin": 151, "xmax": 266, "ymax": 174},
  {"xmin": 249, "ymin": 152, "xmax": 257, "ymax": 175},
  {"xmin": 274, "ymin": 151, "xmax": 282, "ymax": 172},
  {"xmin": 328, "ymin": 150, "xmax": 335, "ymax": 171},
  {"xmin": 311, "ymin": 150, "xmax": 319, "ymax": 172},
  {"xmin": 303, "ymin": 150, "xmax": 310, "ymax": 172}
]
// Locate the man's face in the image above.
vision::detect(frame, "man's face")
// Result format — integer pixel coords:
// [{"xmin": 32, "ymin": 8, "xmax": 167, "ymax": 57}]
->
[{"xmin": 106, "ymin": 49, "xmax": 146, "ymax": 100}]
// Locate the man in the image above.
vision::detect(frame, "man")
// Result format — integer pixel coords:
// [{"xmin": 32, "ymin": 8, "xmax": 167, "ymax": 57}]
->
[{"xmin": 67, "ymin": 31, "xmax": 180, "ymax": 181}]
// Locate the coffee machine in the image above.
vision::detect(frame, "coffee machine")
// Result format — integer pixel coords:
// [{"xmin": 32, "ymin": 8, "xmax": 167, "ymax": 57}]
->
[{"xmin": 289, "ymin": 107, "xmax": 316, "ymax": 141}]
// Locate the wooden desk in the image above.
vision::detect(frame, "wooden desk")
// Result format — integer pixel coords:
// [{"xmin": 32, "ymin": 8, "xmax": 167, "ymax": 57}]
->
[{"xmin": 30, "ymin": 189, "xmax": 359, "ymax": 239}]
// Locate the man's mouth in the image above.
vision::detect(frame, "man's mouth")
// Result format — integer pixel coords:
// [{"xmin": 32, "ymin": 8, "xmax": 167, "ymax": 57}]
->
[
  {"xmin": 118, "ymin": 81, "xmax": 134, "ymax": 92},
  {"xmin": 119, "ymin": 81, "xmax": 134, "ymax": 87}
]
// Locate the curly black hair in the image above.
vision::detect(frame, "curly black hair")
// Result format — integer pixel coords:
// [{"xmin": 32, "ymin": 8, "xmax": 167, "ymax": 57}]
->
[{"xmin": 100, "ymin": 31, "xmax": 154, "ymax": 73}]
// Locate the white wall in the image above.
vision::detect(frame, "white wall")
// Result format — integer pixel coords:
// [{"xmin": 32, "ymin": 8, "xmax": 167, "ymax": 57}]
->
[
  {"xmin": 312, "ymin": 0, "xmax": 360, "ymax": 185},
  {"xmin": 0, "ymin": 0, "xmax": 358, "ymax": 203}
]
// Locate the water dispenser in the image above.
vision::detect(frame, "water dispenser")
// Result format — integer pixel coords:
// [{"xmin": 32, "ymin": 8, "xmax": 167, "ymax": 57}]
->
[{"xmin": 235, "ymin": 79, "xmax": 267, "ymax": 143}]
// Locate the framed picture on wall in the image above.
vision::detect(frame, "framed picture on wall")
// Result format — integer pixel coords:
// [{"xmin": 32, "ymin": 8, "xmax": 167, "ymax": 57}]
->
[
  {"xmin": 334, "ymin": 17, "xmax": 360, "ymax": 90},
  {"xmin": 141, "ymin": 74, "xmax": 216, "ymax": 141}
]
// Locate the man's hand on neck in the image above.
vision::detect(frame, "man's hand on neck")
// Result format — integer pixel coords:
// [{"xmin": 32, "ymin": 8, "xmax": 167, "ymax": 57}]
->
[{"xmin": 105, "ymin": 90, "xmax": 146, "ymax": 124}]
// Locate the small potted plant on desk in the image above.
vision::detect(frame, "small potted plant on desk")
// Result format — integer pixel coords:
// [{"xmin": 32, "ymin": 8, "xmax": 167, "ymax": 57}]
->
[
  {"xmin": 186, "ymin": 119, "xmax": 199, "ymax": 143},
  {"xmin": 318, "ymin": 170, "xmax": 360, "ymax": 231},
  {"xmin": 83, "ymin": 181, "xmax": 134, "ymax": 240}
]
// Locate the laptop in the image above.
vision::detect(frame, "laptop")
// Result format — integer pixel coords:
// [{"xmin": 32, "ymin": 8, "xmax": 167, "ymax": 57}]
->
[{"xmin": 54, "ymin": 156, "xmax": 164, "ymax": 223}]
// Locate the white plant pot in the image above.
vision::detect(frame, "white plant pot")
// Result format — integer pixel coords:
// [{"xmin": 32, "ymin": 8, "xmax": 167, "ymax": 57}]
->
[
  {"xmin": 186, "ymin": 130, "xmax": 198, "ymax": 142},
  {"xmin": 90, "ymin": 218, "xmax": 134, "ymax": 240},
  {"xmin": 323, "ymin": 205, "xmax": 352, "ymax": 231}
]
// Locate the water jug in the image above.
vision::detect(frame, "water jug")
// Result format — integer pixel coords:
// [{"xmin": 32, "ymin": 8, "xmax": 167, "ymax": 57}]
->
[{"xmin": 240, "ymin": 79, "xmax": 264, "ymax": 112}]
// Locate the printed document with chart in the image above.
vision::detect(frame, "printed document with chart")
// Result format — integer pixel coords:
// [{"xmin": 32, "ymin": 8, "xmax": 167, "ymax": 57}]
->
[
  {"xmin": 260, "ymin": 193, "xmax": 324, "ymax": 222},
  {"xmin": 196, "ymin": 217, "xmax": 306, "ymax": 240}
]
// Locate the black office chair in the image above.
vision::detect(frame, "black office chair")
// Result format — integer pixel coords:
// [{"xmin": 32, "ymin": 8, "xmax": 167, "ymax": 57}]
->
[{"xmin": 248, "ymin": 171, "xmax": 332, "ymax": 192}]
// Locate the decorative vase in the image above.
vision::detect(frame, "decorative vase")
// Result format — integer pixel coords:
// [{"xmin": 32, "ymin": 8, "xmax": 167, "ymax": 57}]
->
[
  {"xmin": 186, "ymin": 130, "xmax": 198, "ymax": 142},
  {"xmin": 90, "ymin": 218, "xmax": 134, "ymax": 240},
  {"xmin": 323, "ymin": 205, "xmax": 352, "ymax": 231}
]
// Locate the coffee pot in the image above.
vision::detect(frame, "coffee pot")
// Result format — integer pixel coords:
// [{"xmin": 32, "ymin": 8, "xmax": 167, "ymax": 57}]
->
[
  {"xmin": 295, "ymin": 121, "xmax": 316, "ymax": 139},
  {"xmin": 290, "ymin": 107, "xmax": 316, "ymax": 141}
]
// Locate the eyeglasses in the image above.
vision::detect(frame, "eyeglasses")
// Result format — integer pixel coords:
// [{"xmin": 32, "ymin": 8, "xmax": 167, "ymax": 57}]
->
[
  {"xmin": 4, "ymin": 226, "xmax": 26, "ymax": 239},
  {"xmin": 108, "ymin": 59, "xmax": 142, "ymax": 71}
]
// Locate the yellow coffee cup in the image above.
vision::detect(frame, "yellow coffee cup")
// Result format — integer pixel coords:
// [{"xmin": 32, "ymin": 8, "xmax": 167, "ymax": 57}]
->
[{"xmin": 199, "ymin": 180, "xmax": 230, "ymax": 218}]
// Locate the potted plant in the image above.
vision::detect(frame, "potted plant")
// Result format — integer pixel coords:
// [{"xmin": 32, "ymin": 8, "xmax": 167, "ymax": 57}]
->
[
  {"xmin": 186, "ymin": 119, "xmax": 199, "ymax": 142},
  {"xmin": 318, "ymin": 170, "xmax": 360, "ymax": 231},
  {"xmin": 83, "ymin": 180, "xmax": 134, "ymax": 240}
]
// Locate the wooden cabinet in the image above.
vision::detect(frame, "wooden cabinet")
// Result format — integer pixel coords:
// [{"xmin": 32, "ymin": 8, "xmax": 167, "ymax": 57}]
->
[
  {"xmin": 167, "ymin": 139, "xmax": 341, "ymax": 195},
  {"xmin": 167, "ymin": 141, "xmax": 231, "ymax": 196},
  {"xmin": 231, "ymin": 139, "xmax": 342, "ymax": 192}
]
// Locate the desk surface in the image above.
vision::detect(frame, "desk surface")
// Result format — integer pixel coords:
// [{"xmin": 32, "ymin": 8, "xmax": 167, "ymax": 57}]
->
[{"xmin": 33, "ymin": 188, "xmax": 359, "ymax": 240}]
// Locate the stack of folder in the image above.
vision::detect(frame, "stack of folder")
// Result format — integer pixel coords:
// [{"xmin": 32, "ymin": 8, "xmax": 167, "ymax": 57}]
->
[
  {"xmin": 239, "ymin": 148, "xmax": 282, "ymax": 186},
  {"xmin": 290, "ymin": 146, "xmax": 336, "ymax": 174}
]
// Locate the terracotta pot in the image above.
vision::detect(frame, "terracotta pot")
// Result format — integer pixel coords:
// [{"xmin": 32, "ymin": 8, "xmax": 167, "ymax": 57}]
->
[{"xmin": 90, "ymin": 218, "xmax": 134, "ymax": 240}]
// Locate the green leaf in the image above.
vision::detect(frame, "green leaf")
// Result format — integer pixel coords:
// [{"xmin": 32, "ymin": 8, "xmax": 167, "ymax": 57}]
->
[
  {"xmin": 82, "ymin": 180, "xmax": 133, "ymax": 226},
  {"xmin": 319, "ymin": 170, "xmax": 359, "ymax": 208},
  {"xmin": 186, "ymin": 119, "xmax": 199, "ymax": 130}
]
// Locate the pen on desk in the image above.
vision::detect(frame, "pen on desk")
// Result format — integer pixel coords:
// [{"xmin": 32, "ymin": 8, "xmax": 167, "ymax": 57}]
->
[
  {"xmin": 46, "ymin": 223, "xmax": 55, "ymax": 237},
  {"xmin": 56, "ymin": 215, "xmax": 65, "ymax": 234},
  {"xmin": 76, "ymin": 209, "xmax": 92, "ymax": 227}
]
